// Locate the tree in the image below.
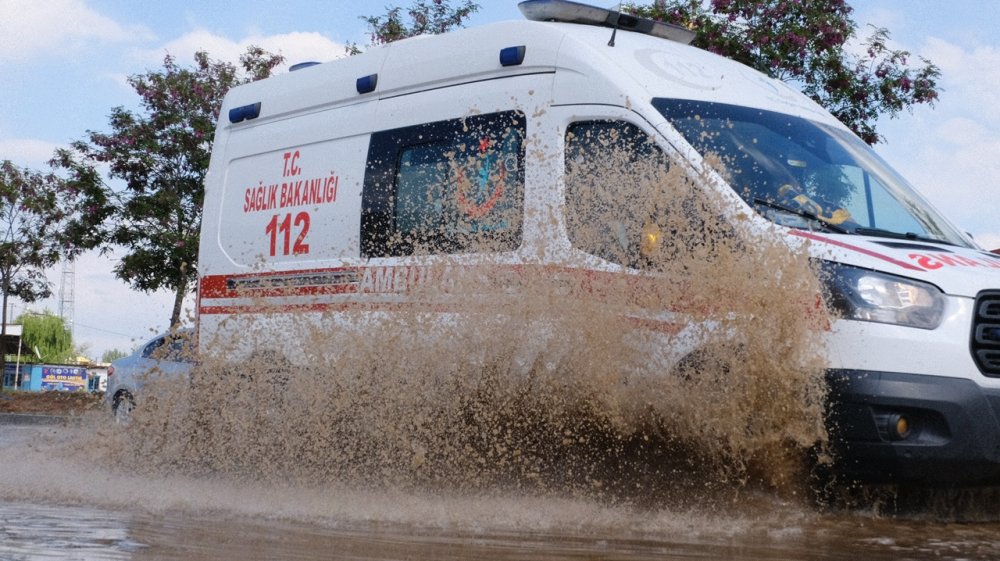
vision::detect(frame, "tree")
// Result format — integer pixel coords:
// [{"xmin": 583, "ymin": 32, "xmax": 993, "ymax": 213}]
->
[
  {"xmin": 349, "ymin": 0, "xmax": 480, "ymax": 53},
  {"xmin": 0, "ymin": 161, "xmax": 67, "ymax": 372},
  {"xmin": 18, "ymin": 311, "xmax": 73, "ymax": 364},
  {"xmin": 101, "ymin": 348, "xmax": 128, "ymax": 363},
  {"xmin": 55, "ymin": 47, "xmax": 284, "ymax": 328},
  {"xmin": 627, "ymin": 0, "xmax": 940, "ymax": 144}
]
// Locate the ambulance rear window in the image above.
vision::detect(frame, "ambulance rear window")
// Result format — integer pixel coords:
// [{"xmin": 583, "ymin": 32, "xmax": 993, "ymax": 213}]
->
[{"xmin": 362, "ymin": 111, "xmax": 526, "ymax": 256}]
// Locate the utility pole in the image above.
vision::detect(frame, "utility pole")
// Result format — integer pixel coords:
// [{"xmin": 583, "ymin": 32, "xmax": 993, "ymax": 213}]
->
[{"xmin": 58, "ymin": 259, "xmax": 75, "ymax": 338}]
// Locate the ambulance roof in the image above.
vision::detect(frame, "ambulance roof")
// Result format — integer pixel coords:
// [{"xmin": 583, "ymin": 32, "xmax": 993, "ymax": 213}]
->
[{"xmin": 220, "ymin": 15, "xmax": 843, "ymax": 131}]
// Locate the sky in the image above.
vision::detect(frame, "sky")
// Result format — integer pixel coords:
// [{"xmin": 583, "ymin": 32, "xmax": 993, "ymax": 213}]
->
[{"xmin": 1, "ymin": 0, "xmax": 998, "ymax": 359}]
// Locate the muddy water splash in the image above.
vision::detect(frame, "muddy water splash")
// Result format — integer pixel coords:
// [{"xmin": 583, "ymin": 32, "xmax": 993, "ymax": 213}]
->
[{"xmin": 95, "ymin": 131, "xmax": 830, "ymax": 503}]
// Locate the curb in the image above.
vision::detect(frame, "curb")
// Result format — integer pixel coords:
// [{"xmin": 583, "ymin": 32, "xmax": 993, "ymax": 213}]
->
[{"xmin": 0, "ymin": 413, "xmax": 74, "ymax": 426}]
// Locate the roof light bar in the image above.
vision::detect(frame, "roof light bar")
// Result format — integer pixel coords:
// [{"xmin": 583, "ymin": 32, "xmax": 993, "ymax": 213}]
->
[
  {"xmin": 518, "ymin": 0, "xmax": 695, "ymax": 45},
  {"xmin": 228, "ymin": 102, "xmax": 261, "ymax": 124},
  {"xmin": 500, "ymin": 45, "xmax": 526, "ymax": 67}
]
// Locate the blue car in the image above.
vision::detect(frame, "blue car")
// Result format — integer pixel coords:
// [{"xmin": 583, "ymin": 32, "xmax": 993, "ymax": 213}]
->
[{"xmin": 104, "ymin": 329, "xmax": 196, "ymax": 422}]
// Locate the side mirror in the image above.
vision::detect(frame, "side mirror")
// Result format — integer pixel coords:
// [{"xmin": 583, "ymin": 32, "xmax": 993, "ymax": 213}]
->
[{"xmin": 640, "ymin": 221, "xmax": 662, "ymax": 257}]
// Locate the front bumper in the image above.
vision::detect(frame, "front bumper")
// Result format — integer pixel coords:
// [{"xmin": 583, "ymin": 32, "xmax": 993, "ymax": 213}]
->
[{"xmin": 826, "ymin": 369, "xmax": 1000, "ymax": 484}]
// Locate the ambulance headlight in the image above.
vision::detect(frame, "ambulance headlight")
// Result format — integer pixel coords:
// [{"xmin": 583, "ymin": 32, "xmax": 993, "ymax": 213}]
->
[{"xmin": 818, "ymin": 262, "xmax": 945, "ymax": 330}]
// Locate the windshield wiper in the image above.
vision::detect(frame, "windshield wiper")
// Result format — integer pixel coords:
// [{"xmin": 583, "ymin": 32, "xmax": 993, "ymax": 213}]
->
[
  {"xmin": 852, "ymin": 227, "xmax": 955, "ymax": 247},
  {"xmin": 752, "ymin": 198, "xmax": 849, "ymax": 234}
]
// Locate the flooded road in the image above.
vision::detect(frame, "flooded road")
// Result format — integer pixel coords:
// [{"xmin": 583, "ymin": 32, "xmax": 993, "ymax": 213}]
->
[
  {"xmin": 5, "ymin": 490, "xmax": 1000, "ymax": 561},
  {"xmin": 4, "ymin": 423, "xmax": 1000, "ymax": 561}
]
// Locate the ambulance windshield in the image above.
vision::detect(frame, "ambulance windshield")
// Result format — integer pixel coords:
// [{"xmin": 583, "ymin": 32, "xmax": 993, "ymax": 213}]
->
[{"xmin": 654, "ymin": 99, "xmax": 971, "ymax": 248}]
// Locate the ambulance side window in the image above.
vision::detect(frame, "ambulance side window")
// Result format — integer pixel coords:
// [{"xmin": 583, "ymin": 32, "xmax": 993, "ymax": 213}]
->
[
  {"xmin": 564, "ymin": 120, "xmax": 668, "ymax": 267},
  {"xmin": 362, "ymin": 111, "xmax": 526, "ymax": 257}
]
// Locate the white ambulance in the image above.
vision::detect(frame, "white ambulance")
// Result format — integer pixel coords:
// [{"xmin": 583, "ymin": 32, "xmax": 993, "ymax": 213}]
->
[{"xmin": 198, "ymin": 0, "xmax": 1000, "ymax": 483}]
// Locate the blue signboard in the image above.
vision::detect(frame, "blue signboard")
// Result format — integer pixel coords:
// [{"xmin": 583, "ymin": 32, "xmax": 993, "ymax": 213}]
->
[{"xmin": 40, "ymin": 366, "xmax": 88, "ymax": 392}]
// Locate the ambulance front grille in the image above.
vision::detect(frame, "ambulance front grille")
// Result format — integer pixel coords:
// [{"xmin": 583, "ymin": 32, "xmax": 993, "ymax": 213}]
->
[{"xmin": 972, "ymin": 290, "xmax": 1000, "ymax": 377}]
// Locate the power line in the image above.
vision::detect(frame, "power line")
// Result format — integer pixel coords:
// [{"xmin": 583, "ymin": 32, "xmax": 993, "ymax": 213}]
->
[{"xmin": 71, "ymin": 322, "xmax": 141, "ymax": 339}]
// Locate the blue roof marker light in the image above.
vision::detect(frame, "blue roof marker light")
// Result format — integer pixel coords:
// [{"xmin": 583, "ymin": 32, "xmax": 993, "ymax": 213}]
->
[
  {"xmin": 500, "ymin": 45, "xmax": 526, "ymax": 67},
  {"xmin": 290, "ymin": 61, "xmax": 321, "ymax": 71},
  {"xmin": 357, "ymin": 73, "xmax": 378, "ymax": 94},
  {"xmin": 228, "ymin": 102, "xmax": 261, "ymax": 124}
]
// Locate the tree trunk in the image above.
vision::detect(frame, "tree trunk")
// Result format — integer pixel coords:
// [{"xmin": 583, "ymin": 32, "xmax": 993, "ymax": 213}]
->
[
  {"xmin": 170, "ymin": 280, "xmax": 188, "ymax": 329},
  {"xmin": 1, "ymin": 288, "xmax": 8, "ymax": 389}
]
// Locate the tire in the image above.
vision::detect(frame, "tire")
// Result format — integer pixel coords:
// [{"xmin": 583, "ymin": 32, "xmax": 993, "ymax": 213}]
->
[
  {"xmin": 672, "ymin": 343, "xmax": 745, "ymax": 384},
  {"xmin": 112, "ymin": 391, "xmax": 135, "ymax": 424}
]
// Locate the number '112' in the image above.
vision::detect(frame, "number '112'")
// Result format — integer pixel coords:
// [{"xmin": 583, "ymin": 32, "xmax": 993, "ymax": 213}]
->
[{"xmin": 265, "ymin": 212, "xmax": 310, "ymax": 256}]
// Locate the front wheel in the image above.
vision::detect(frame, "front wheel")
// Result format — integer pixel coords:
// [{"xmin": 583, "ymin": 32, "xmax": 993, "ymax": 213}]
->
[
  {"xmin": 671, "ymin": 343, "xmax": 745, "ymax": 385},
  {"xmin": 112, "ymin": 391, "xmax": 135, "ymax": 424}
]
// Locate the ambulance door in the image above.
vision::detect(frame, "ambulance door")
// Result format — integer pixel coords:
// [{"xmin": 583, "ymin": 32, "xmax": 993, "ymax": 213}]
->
[{"xmin": 540, "ymin": 105, "xmax": 679, "ymax": 270}]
